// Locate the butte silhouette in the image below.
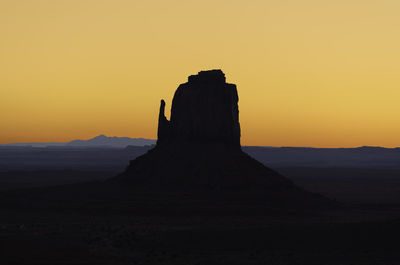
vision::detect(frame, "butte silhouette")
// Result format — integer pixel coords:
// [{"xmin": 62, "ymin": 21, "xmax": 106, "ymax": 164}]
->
[{"xmin": 115, "ymin": 70, "xmax": 331, "ymax": 207}]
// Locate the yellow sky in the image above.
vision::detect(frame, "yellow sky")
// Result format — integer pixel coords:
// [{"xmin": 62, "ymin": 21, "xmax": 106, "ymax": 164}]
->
[{"xmin": 1, "ymin": 0, "xmax": 400, "ymax": 147}]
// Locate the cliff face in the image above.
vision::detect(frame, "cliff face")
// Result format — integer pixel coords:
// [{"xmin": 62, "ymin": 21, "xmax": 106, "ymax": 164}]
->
[{"xmin": 158, "ymin": 70, "xmax": 240, "ymax": 147}]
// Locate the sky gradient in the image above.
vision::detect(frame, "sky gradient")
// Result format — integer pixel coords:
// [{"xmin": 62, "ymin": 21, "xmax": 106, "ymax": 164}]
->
[{"xmin": 1, "ymin": 0, "xmax": 400, "ymax": 147}]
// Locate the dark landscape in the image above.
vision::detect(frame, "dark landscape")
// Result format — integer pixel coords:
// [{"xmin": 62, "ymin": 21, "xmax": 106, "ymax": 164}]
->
[{"xmin": 2, "ymin": 70, "xmax": 400, "ymax": 264}]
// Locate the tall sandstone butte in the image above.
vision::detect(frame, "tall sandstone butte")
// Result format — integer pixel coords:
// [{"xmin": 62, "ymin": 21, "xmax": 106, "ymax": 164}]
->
[
  {"xmin": 116, "ymin": 69, "xmax": 296, "ymax": 190},
  {"xmin": 158, "ymin": 70, "xmax": 240, "ymax": 147},
  {"xmin": 116, "ymin": 69, "xmax": 332, "ymax": 211}
]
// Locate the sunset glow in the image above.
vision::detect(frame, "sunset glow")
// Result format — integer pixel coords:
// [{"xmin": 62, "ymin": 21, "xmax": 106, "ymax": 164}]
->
[{"xmin": 1, "ymin": 0, "xmax": 400, "ymax": 147}]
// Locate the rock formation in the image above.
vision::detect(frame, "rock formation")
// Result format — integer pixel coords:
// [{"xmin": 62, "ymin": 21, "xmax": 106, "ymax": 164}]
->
[
  {"xmin": 114, "ymin": 70, "xmax": 332, "ymax": 207},
  {"xmin": 157, "ymin": 70, "xmax": 240, "ymax": 147}
]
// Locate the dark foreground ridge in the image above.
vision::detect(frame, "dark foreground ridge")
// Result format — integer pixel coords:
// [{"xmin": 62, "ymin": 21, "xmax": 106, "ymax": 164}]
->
[{"xmin": 114, "ymin": 70, "xmax": 331, "ymax": 208}]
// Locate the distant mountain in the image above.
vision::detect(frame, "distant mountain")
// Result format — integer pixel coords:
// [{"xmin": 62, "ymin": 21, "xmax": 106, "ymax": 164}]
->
[
  {"xmin": 1, "ymin": 135, "xmax": 156, "ymax": 148},
  {"xmin": 67, "ymin": 135, "xmax": 155, "ymax": 147}
]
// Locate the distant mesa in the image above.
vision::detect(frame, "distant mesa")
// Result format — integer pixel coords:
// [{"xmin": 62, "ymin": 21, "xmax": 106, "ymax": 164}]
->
[{"xmin": 114, "ymin": 70, "xmax": 331, "ymax": 207}]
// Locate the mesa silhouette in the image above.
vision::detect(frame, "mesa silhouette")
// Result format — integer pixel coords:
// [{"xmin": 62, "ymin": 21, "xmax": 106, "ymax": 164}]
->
[{"xmin": 114, "ymin": 70, "xmax": 330, "ymax": 206}]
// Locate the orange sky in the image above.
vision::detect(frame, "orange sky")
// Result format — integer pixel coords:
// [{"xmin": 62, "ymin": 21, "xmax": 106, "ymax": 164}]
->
[{"xmin": 1, "ymin": 0, "xmax": 400, "ymax": 147}]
